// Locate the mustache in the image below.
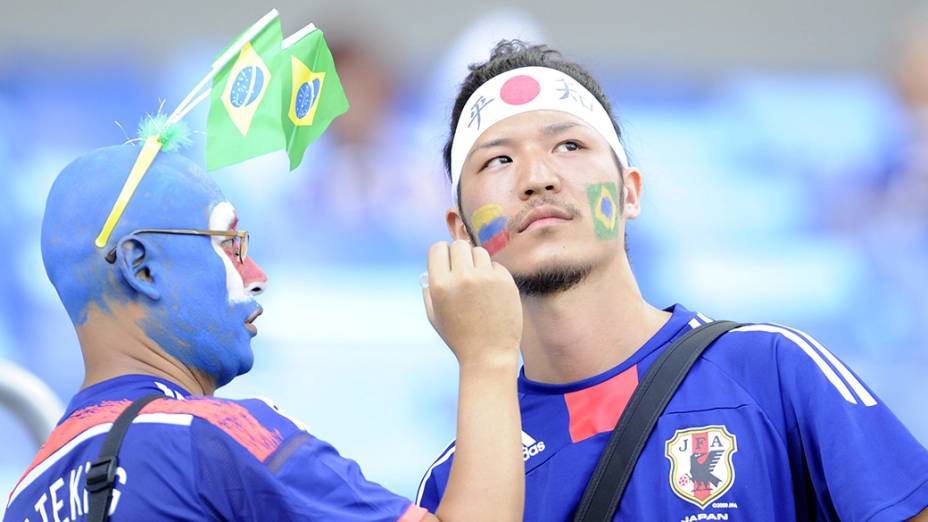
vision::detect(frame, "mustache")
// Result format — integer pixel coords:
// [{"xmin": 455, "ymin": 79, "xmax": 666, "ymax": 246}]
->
[{"xmin": 509, "ymin": 196, "xmax": 583, "ymax": 233}]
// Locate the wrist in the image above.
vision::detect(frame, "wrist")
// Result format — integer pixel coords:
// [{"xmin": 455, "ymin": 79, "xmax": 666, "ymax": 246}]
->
[{"xmin": 457, "ymin": 347, "xmax": 520, "ymax": 373}]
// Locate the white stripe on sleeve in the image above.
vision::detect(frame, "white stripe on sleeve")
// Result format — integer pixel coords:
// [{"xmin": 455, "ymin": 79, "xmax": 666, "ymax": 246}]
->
[
  {"xmin": 415, "ymin": 443, "xmax": 456, "ymax": 506},
  {"xmin": 774, "ymin": 324, "xmax": 877, "ymax": 406},
  {"xmin": 731, "ymin": 324, "xmax": 859, "ymax": 405}
]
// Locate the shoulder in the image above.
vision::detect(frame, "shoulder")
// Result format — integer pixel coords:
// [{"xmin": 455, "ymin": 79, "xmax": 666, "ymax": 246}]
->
[
  {"xmin": 150, "ymin": 395, "xmax": 309, "ymax": 464},
  {"xmin": 702, "ymin": 321, "xmax": 831, "ymax": 371},
  {"xmin": 704, "ymin": 322, "xmax": 793, "ymax": 358},
  {"xmin": 701, "ymin": 322, "xmax": 876, "ymax": 407}
]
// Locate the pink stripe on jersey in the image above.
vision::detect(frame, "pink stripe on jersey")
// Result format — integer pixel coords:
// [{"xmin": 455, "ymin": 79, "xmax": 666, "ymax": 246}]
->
[
  {"xmin": 398, "ymin": 504, "xmax": 429, "ymax": 522},
  {"xmin": 564, "ymin": 365, "xmax": 639, "ymax": 443},
  {"xmin": 14, "ymin": 398, "xmax": 284, "ymax": 495}
]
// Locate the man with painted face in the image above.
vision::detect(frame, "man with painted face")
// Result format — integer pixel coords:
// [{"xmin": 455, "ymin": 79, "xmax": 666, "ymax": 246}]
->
[
  {"xmin": 4, "ymin": 142, "xmax": 525, "ymax": 521},
  {"xmin": 417, "ymin": 41, "xmax": 928, "ymax": 521}
]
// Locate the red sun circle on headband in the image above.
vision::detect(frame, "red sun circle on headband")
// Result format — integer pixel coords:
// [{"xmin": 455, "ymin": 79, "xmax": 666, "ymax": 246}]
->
[{"xmin": 500, "ymin": 75, "xmax": 541, "ymax": 105}]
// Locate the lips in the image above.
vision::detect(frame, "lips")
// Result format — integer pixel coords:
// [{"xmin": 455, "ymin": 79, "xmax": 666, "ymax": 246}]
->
[
  {"xmin": 244, "ymin": 306, "xmax": 263, "ymax": 336},
  {"xmin": 518, "ymin": 205, "xmax": 573, "ymax": 233}
]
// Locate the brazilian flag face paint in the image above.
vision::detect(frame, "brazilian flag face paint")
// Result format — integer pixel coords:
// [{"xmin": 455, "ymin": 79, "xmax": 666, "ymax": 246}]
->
[{"xmin": 587, "ymin": 182, "xmax": 619, "ymax": 240}]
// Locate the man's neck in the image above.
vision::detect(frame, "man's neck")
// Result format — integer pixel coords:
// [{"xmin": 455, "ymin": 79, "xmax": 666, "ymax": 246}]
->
[
  {"xmin": 76, "ymin": 301, "xmax": 215, "ymax": 396},
  {"xmin": 519, "ymin": 258, "xmax": 670, "ymax": 385}
]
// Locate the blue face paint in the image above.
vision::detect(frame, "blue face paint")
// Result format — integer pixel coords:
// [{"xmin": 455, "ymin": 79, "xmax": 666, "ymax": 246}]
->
[{"xmin": 42, "ymin": 144, "xmax": 262, "ymax": 387}]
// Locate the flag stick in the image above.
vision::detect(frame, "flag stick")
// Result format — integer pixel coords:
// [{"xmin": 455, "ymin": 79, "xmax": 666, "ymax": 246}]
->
[
  {"xmin": 165, "ymin": 8, "xmax": 279, "ymax": 126},
  {"xmin": 173, "ymin": 88, "xmax": 211, "ymax": 122},
  {"xmin": 94, "ymin": 136, "xmax": 164, "ymax": 248},
  {"xmin": 168, "ymin": 22, "xmax": 320, "ymax": 124},
  {"xmin": 282, "ymin": 23, "xmax": 316, "ymax": 49}
]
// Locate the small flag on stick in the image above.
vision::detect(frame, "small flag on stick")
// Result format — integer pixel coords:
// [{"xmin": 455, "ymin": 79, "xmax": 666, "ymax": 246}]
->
[
  {"xmin": 206, "ymin": 13, "xmax": 286, "ymax": 171},
  {"xmin": 279, "ymin": 24, "xmax": 349, "ymax": 170}
]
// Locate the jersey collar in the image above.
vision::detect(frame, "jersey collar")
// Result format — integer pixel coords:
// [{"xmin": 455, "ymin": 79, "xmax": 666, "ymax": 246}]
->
[
  {"xmin": 62, "ymin": 374, "xmax": 192, "ymax": 423},
  {"xmin": 517, "ymin": 304, "xmax": 699, "ymax": 395}
]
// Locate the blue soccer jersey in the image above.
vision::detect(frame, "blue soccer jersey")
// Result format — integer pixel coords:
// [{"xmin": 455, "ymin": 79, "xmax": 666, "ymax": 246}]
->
[
  {"xmin": 5, "ymin": 375, "xmax": 428, "ymax": 521},
  {"xmin": 417, "ymin": 305, "xmax": 928, "ymax": 521}
]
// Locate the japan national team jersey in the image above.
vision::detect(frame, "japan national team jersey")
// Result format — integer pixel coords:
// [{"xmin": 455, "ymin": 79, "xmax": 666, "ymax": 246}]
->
[
  {"xmin": 417, "ymin": 305, "xmax": 928, "ymax": 521},
  {"xmin": 5, "ymin": 375, "xmax": 427, "ymax": 522}
]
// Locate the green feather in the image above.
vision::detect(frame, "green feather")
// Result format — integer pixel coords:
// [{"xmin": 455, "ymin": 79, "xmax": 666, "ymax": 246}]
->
[{"xmin": 137, "ymin": 113, "xmax": 192, "ymax": 152}]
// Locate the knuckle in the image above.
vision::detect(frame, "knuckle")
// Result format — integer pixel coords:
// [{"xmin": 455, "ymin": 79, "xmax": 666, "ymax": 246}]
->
[
  {"xmin": 429, "ymin": 280, "xmax": 448, "ymax": 295},
  {"xmin": 458, "ymin": 273, "xmax": 477, "ymax": 288}
]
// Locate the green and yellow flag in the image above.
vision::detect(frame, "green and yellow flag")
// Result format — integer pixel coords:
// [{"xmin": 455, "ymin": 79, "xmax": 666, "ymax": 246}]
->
[
  {"xmin": 206, "ymin": 16, "xmax": 285, "ymax": 171},
  {"xmin": 280, "ymin": 25, "xmax": 349, "ymax": 170}
]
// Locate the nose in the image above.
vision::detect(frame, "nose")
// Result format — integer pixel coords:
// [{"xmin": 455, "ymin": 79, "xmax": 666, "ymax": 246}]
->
[
  {"xmin": 236, "ymin": 257, "xmax": 268, "ymax": 296},
  {"xmin": 518, "ymin": 153, "xmax": 561, "ymax": 200}
]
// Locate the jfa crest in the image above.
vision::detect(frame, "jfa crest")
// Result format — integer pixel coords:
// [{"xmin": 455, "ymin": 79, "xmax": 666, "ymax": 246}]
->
[{"xmin": 665, "ymin": 425, "xmax": 737, "ymax": 509}]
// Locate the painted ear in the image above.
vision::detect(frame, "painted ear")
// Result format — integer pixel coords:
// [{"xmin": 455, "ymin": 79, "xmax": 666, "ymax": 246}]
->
[{"xmin": 114, "ymin": 236, "xmax": 160, "ymax": 301}]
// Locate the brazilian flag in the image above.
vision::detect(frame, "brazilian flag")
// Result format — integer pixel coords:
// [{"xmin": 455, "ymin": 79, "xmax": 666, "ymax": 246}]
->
[
  {"xmin": 280, "ymin": 26, "xmax": 349, "ymax": 170},
  {"xmin": 206, "ymin": 16, "xmax": 285, "ymax": 171}
]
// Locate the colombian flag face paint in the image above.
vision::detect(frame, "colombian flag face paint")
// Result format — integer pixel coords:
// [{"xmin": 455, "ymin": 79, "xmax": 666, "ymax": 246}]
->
[{"xmin": 472, "ymin": 204, "xmax": 510, "ymax": 256}]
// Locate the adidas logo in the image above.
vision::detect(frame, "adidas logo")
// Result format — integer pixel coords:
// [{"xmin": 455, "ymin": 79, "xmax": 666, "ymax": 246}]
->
[{"xmin": 522, "ymin": 431, "xmax": 546, "ymax": 462}]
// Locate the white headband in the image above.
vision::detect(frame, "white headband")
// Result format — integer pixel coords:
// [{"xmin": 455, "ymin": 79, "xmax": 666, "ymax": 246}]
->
[{"xmin": 450, "ymin": 66, "xmax": 628, "ymax": 199}]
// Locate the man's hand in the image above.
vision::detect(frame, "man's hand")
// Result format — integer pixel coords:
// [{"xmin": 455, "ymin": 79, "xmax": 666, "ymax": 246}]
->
[{"xmin": 423, "ymin": 240, "xmax": 522, "ymax": 368}]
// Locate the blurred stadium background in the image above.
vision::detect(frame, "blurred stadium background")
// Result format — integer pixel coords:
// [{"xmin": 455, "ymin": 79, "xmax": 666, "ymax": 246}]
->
[{"xmin": 1, "ymin": 0, "xmax": 927, "ymax": 502}]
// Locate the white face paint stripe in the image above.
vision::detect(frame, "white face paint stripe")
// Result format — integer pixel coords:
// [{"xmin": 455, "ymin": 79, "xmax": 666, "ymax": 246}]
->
[
  {"xmin": 449, "ymin": 66, "xmax": 628, "ymax": 201},
  {"xmin": 416, "ymin": 443, "xmax": 456, "ymax": 506},
  {"xmin": 731, "ymin": 325, "xmax": 859, "ymax": 405},
  {"xmin": 208, "ymin": 201, "xmax": 250, "ymax": 304},
  {"xmin": 772, "ymin": 323, "xmax": 877, "ymax": 407},
  {"xmin": 7, "ymin": 414, "xmax": 194, "ymax": 506}
]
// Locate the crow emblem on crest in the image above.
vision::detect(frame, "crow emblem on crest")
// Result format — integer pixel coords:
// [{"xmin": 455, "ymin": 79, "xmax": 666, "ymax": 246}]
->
[{"xmin": 689, "ymin": 449, "xmax": 723, "ymax": 488}]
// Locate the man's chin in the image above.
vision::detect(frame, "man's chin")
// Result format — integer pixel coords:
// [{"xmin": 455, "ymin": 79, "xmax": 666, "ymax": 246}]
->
[
  {"xmin": 237, "ymin": 354, "xmax": 255, "ymax": 378},
  {"xmin": 510, "ymin": 262, "xmax": 593, "ymax": 296}
]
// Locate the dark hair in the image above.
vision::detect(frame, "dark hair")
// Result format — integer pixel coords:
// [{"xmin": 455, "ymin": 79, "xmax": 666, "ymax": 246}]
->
[{"xmin": 443, "ymin": 39, "xmax": 624, "ymax": 181}]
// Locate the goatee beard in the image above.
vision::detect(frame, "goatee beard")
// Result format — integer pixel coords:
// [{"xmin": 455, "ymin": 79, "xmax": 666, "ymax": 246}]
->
[{"xmin": 511, "ymin": 264, "xmax": 593, "ymax": 296}]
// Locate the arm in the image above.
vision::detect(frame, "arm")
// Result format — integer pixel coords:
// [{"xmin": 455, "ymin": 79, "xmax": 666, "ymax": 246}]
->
[
  {"xmin": 433, "ymin": 349, "xmax": 521, "ymax": 521},
  {"xmin": 910, "ymin": 508, "xmax": 928, "ymax": 521},
  {"xmin": 421, "ymin": 240, "xmax": 524, "ymax": 522}
]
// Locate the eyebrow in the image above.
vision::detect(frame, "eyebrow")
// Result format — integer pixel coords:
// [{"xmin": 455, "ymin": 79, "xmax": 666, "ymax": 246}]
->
[
  {"xmin": 542, "ymin": 121, "xmax": 581, "ymax": 136},
  {"xmin": 464, "ymin": 121, "xmax": 585, "ymax": 164},
  {"xmin": 465, "ymin": 137, "xmax": 513, "ymax": 163}
]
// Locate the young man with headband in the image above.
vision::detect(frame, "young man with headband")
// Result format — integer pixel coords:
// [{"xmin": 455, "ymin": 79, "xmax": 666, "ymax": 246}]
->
[
  {"xmin": 417, "ymin": 40, "xmax": 928, "ymax": 521},
  {"xmin": 4, "ymin": 141, "xmax": 524, "ymax": 521}
]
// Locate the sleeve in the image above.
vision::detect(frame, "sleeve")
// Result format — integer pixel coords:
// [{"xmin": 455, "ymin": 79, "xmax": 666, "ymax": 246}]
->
[
  {"xmin": 190, "ymin": 399, "xmax": 429, "ymax": 522},
  {"xmin": 773, "ymin": 326, "xmax": 928, "ymax": 521},
  {"xmin": 415, "ymin": 444, "xmax": 455, "ymax": 513}
]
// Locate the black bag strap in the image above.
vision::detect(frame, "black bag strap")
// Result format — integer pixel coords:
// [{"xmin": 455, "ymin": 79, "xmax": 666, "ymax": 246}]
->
[
  {"xmin": 85, "ymin": 393, "xmax": 163, "ymax": 522},
  {"xmin": 572, "ymin": 320, "xmax": 743, "ymax": 522}
]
